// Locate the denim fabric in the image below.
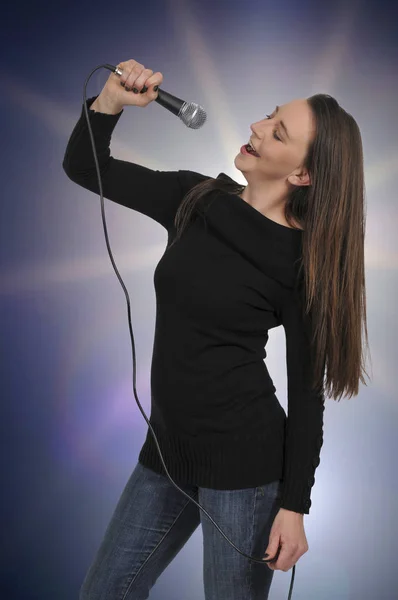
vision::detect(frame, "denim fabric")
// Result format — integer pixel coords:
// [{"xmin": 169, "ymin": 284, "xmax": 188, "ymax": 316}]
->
[{"xmin": 80, "ymin": 461, "xmax": 282, "ymax": 599}]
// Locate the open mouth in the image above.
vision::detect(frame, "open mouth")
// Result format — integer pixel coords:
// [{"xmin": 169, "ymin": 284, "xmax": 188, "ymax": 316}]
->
[{"xmin": 241, "ymin": 143, "xmax": 260, "ymax": 157}]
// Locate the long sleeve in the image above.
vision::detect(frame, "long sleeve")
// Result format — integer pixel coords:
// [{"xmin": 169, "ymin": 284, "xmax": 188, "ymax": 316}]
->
[
  {"xmin": 62, "ymin": 95, "xmax": 208, "ymax": 230},
  {"xmin": 279, "ymin": 285, "xmax": 325, "ymax": 514}
]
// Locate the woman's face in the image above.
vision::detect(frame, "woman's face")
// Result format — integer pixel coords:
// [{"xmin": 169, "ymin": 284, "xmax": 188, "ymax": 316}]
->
[{"xmin": 235, "ymin": 99, "xmax": 316, "ymax": 186}]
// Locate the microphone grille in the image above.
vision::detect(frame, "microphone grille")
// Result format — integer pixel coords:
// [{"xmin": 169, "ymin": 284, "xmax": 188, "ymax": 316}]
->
[{"xmin": 179, "ymin": 102, "xmax": 207, "ymax": 129}]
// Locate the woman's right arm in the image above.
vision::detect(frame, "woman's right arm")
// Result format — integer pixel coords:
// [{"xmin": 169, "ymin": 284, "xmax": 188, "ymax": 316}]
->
[{"xmin": 62, "ymin": 60, "xmax": 209, "ymax": 231}]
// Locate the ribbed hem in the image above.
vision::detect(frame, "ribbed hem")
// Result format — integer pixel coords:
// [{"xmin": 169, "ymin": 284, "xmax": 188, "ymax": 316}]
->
[{"xmin": 138, "ymin": 417, "xmax": 285, "ymax": 491}]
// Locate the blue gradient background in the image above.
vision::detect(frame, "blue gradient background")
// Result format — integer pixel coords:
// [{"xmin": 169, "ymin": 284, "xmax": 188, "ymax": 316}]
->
[{"xmin": 1, "ymin": 0, "xmax": 397, "ymax": 598}]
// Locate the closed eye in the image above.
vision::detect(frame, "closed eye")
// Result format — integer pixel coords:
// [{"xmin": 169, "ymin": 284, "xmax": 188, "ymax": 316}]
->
[{"xmin": 265, "ymin": 114, "xmax": 282, "ymax": 141}]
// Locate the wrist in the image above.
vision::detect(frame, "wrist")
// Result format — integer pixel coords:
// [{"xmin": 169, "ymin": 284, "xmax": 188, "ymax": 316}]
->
[
  {"xmin": 279, "ymin": 507, "xmax": 304, "ymax": 517},
  {"xmin": 90, "ymin": 94, "xmax": 123, "ymax": 115}
]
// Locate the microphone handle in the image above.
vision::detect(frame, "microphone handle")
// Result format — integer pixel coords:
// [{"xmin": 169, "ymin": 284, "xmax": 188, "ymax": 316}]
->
[
  {"xmin": 107, "ymin": 64, "xmax": 185, "ymax": 117},
  {"xmin": 154, "ymin": 88, "xmax": 185, "ymax": 116}
]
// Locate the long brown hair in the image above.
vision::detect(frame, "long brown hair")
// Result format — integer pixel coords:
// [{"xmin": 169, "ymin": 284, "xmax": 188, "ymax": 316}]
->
[{"xmin": 169, "ymin": 94, "xmax": 372, "ymax": 402}]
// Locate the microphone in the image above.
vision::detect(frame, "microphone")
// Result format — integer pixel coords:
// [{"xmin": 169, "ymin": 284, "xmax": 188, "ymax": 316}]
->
[{"xmin": 105, "ymin": 64, "xmax": 207, "ymax": 129}]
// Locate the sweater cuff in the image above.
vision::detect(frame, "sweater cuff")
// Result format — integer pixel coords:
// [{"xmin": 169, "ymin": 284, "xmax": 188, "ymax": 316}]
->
[
  {"xmin": 84, "ymin": 95, "xmax": 124, "ymax": 120},
  {"xmin": 278, "ymin": 414, "xmax": 324, "ymax": 515},
  {"xmin": 279, "ymin": 472, "xmax": 315, "ymax": 515}
]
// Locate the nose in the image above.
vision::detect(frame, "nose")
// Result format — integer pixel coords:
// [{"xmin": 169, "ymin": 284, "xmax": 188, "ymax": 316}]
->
[{"xmin": 250, "ymin": 124, "xmax": 261, "ymax": 142}]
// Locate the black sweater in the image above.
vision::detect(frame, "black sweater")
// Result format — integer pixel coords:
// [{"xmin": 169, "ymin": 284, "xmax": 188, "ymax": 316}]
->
[{"xmin": 62, "ymin": 95, "xmax": 325, "ymax": 515}]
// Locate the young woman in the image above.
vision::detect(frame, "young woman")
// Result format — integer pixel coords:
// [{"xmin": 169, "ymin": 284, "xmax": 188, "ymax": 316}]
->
[{"xmin": 63, "ymin": 59, "xmax": 370, "ymax": 600}]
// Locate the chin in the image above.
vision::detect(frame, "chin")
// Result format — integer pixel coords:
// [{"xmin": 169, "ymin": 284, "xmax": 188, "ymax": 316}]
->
[{"xmin": 234, "ymin": 155, "xmax": 244, "ymax": 170}]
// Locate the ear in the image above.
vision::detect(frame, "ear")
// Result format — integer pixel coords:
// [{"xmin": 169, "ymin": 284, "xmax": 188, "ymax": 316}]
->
[{"xmin": 288, "ymin": 171, "xmax": 311, "ymax": 187}]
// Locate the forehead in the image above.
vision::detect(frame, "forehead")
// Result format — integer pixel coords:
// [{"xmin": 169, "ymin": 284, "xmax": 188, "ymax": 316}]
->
[{"xmin": 279, "ymin": 99, "xmax": 315, "ymax": 144}]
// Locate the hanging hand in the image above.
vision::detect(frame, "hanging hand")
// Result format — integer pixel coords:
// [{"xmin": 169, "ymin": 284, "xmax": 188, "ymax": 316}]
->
[{"xmin": 262, "ymin": 507, "xmax": 309, "ymax": 571}]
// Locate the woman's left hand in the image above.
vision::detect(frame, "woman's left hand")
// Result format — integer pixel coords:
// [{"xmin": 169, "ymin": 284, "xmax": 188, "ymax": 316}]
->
[{"xmin": 263, "ymin": 508, "xmax": 309, "ymax": 571}]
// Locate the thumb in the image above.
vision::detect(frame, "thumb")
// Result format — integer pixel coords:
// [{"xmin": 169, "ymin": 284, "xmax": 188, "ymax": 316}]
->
[{"xmin": 263, "ymin": 533, "xmax": 281, "ymax": 562}]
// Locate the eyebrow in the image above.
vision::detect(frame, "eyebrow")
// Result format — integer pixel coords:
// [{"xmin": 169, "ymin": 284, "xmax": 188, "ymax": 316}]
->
[{"xmin": 275, "ymin": 106, "xmax": 291, "ymax": 140}]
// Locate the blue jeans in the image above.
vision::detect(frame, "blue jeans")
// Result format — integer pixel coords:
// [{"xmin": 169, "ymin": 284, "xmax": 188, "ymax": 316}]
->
[{"xmin": 80, "ymin": 461, "xmax": 282, "ymax": 599}]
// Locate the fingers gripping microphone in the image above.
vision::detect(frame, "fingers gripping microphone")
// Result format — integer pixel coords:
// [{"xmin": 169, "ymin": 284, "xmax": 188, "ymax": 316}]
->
[
  {"xmin": 108, "ymin": 64, "xmax": 207, "ymax": 129},
  {"xmin": 80, "ymin": 63, "xmax": 296, "ymax": 600}
]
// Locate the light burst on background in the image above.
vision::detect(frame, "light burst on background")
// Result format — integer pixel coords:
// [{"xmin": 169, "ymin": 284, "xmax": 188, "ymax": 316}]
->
[{"xmin": 1, "ymin": 0, "xmax": 397, "ymax": 598}]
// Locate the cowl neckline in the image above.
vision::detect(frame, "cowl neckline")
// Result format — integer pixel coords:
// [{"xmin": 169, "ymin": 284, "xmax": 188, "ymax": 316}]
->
[
  {"xmin": 195, "ymin": 172, "xmax": 303, "ymax": 289},
  {"xmin": 217, "ymin": 172, "xmax": 303, "ymax": 234}
]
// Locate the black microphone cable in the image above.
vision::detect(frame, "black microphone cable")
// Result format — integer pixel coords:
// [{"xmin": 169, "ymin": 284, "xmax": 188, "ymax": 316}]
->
[{"xmin": 80, "ymin": 62, "xmax": 296, "ymax": 600}]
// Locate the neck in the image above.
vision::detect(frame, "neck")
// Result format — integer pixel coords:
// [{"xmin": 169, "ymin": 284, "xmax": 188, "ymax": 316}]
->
[{"xmin": 239, "ymin": 181, "xmax": 300, "ymax": 228}]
